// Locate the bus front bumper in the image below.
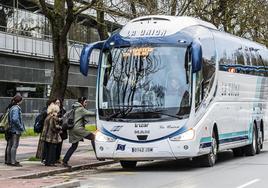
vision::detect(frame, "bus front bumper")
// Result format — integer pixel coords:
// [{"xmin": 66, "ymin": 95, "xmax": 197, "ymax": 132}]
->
[{"xmin": 95, "ymin": 138, "xmax": 201, "ymax": 161}]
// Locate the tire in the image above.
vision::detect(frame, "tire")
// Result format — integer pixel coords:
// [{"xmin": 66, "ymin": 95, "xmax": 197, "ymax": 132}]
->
[
  {"xmin": 199, "ymin": 131, "xmax": 218, "ymax": 167},
  {"xmin": 260, "ymin": 128, "xmax": 264, "ymax": 149},
  {"xmin": 120, "ymin": 161, "xmax": 137, "ymax": 169},
  {"xmin": 256, "ymin": 127, "xmax": 263, "ymax": 154},
  {"xmin": 245, "ymin": 125, "xmax": 257, "ymax": 156},
  {"xmin": 232, "ymin": 147, "xmax": 244, "ymax": 157}
]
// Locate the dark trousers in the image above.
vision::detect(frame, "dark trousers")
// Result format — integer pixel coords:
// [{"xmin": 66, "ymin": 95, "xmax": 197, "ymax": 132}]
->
[
  {"xmin": 43, "ymin": 141, "xmax": 57, "ymax": 165},
  {"xmin": 63, "ymin": 133, "xmax": 95, "ymax": 163},
  {"xmin": 4, "ymin": 131, "xmax": 11, "ymax": 163},
  {"xmin": 55, "ymin": 141, "xmax": 63, "ymax": 161},
  {"xmin": 6, "ymin": 134, "xmax": 21, "ymax": 164},
  {"xmin": 41, "ymin": 141, "xmax": 46, "ymax": 162}
]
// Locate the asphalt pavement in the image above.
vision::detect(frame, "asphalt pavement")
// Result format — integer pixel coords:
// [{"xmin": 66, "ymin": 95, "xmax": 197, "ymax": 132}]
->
[
  {"xmin": 0, "ymin": 136, "xmax": 114, "ymax": 188},
  {"xmin": 2, "ymin": 137, "xmax": 268, "ymax": 188},
  {"xmin": 72, "ymin": 142, "xmax": 268, "ymax": 188}
]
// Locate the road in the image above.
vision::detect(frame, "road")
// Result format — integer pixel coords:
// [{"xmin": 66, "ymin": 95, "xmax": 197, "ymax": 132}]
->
[{"xmin": 53, "ymin": 142, "xmax": 268, "ymax": 188}]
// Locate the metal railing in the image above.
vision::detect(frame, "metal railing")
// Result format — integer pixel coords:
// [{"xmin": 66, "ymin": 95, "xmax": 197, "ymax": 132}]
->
[{"xmin": 0, "ymin": 27, "xmax": 99, "ymax": 65}]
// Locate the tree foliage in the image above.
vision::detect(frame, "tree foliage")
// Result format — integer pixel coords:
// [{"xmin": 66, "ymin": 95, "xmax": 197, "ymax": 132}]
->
[
  {"xmin": 188, "ymin": 0, "xmax": 268, "ymax": 46},
  {"xmin": 97, "ymin": 0, "xmax": 267, "ymax": 46}
]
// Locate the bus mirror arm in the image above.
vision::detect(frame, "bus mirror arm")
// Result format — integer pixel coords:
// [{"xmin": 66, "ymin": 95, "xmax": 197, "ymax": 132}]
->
[
  {"xmin": 201, "ymin": 79, "xmax": 205, "ymax": 100},
  {"xmin": 191, "ymin": 40, "xmax": 202, "ymax": 73},
  {"xmin": 80, "ymin": 41, "xmax": 104, "ymax": 76}
]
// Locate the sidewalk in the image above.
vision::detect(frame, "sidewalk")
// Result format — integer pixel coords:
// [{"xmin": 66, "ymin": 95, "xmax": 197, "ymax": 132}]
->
[{"xmin": 0, "ymin": 136, "xmax": 114, "ymax": 187}]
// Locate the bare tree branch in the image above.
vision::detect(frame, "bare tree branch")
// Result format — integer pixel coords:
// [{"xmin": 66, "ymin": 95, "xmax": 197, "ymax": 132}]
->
[
  {"xmin": 62, "ymin": 0, "xmax": 75, "ymax": 38},
  {"xmin": 30, "ymin": 0, "xmax": 54, "ymax": 20},
  {"xmin": 74, "ymin": 0, "xmax": 97, "ymax": 16}
]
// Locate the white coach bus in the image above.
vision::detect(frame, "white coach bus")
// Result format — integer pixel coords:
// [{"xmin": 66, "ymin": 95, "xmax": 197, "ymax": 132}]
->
[{"xmin": 80, "ymin": 16, "xmax": 268, "ymax": 168}]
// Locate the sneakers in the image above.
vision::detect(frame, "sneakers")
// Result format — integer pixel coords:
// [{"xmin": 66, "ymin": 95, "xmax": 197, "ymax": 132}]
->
[{"xmin": 62, "ymin": 162, "xmax": 71, "ymax": 168}]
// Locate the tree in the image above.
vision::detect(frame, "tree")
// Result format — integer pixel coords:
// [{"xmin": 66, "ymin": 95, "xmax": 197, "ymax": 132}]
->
[
  {"xmin": 188, "ymin": 0, "xmax": 268, "ymax": 46},
  {"xmin": 29, "ymin": 0, "xmax": 97, "ymax": 100},
  {"xmin": 28, "ymin": 0, "xmax": 97, "ymax": 159},
  {"xmin": 0, "ymin": 0, "xmax": 14, "ymax": 32}
]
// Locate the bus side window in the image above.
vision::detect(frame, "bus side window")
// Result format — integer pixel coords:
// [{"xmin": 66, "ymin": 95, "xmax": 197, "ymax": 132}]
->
[
  {"xmin": 195, "ymin": 70, "xmax": 203, "ymax": 111},
  {"xmin": 200, "ymin": 37, "xmax": 216, "ymax": 100}
]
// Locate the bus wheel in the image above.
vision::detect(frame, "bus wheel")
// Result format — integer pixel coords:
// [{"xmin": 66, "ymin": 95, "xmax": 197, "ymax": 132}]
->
[
  {"xmin": 245, "ymin": 125, "xmax": 257, "ymax": 156},
  {"xmin": 256, "ymin": 126, "xmax": 263, "ymax": 154},
  {"xmin": 200, "ymin": 131, "xmax": 218, "ymax": 167},
  {"xmin": 260, "ymin": 126, "xmax": 264, "ymax": 149},
  {"xmin": 120, "ymin": 161, "xmax": 137, "ymax": 169}
]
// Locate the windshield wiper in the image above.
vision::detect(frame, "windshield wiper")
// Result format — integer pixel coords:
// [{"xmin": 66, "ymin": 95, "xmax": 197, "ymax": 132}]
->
[
  {"xmin": 105, "ymin": 111, "xmax": 122, "ymax": 121},
  {"xmin": 105, "ymin": 107, "xmax": 133, "ymax": 121},
  {"xmin": 146, "ymin": 111, "xmax": 186, "ymax": 119},
  {"xmin": 113, "ymin": 104, "xmax": 156, "ymax": 108}
]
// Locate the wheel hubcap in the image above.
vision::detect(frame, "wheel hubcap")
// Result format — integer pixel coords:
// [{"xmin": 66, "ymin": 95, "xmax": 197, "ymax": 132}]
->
[
  {"xmin": 210, "ymin": 137, "xmax": 217, "ymax": 163},
  {"xmin": 252, "ymin": 129, "xmax": 256, "ymax": 152}
]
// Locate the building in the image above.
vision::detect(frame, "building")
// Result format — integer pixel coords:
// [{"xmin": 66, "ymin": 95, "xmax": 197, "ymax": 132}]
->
[{"xmin": 0, "ymin": 1, "xmax": 120, "ymax": 126}]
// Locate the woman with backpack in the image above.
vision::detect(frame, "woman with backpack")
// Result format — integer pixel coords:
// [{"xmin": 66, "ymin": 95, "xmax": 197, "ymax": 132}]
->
[
  {"xmin": 62, "ymin": 97, "xmax": 95, "ymax": 168},
  {"xmin": 6, "ymin": 94, "xmax": 25, "ymax": 167}
]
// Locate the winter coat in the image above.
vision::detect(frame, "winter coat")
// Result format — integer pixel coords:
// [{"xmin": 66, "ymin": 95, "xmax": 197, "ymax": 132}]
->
[
  {"xmin": 58, "ymin": 108, "xmax": 68, "ymax": 140},
  {"xmin": 40, "ymin": 114, "xmax": 62, "ymax": 144},
  {"xmin": 9, "ymin": 105, "xmax": 25, "ymax": 135},
  {"xmin": 68, "ymin": 102, "xmax": 94, "ymax": 144}
]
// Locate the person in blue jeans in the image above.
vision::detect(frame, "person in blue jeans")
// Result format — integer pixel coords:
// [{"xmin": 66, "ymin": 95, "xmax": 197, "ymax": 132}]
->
[{"xmin": 6, "ymin": 94, "xmax": 25, "ymax": 167}]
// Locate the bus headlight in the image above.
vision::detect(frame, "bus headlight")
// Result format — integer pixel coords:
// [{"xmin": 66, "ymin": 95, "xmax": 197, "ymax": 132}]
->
[
  {"xmin": 170, "ymin": 129, "xmax": 195, "ymax": 141},
  {"xmin": 95, "ymin": 131, "xmax": 116, "ymax": 142}
]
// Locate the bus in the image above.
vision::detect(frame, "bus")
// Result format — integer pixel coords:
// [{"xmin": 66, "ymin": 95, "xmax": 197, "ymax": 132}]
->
[{"xmin": 80, "ymin": 16, "xmax": 268, "ymax": 168}]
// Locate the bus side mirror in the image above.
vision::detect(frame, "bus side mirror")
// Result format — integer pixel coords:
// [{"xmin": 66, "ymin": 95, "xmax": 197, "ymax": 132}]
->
[
  {"xmin": 191, "ymin": 40, "xmax": 202, "ymax": 73},
  {"xmin": 80, "ymin": 41, "xmax": 104, "ymax": 76}
]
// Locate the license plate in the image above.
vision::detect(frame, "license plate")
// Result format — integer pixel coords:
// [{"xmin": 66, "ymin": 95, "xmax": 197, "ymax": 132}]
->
[{"xmin": 132, "ymin": 147, "xmax": 153, "ymax": 152}]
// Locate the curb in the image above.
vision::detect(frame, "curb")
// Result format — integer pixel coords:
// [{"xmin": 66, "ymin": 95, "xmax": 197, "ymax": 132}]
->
[
  {"xmin": 10, "ymin": 160, "xmax": 116, "ymax": 179},
  {"xmin": 43, "ymin": 180, "xmax": 80, "ymax": 188}
]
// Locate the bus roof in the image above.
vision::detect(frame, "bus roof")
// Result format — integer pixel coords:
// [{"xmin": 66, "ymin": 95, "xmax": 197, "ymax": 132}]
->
[{"xmin": 120, "ymin": 15, "xmax": 217, "ymax": 38}]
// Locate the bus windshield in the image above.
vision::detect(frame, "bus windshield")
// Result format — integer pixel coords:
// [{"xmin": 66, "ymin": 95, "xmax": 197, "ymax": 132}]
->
[{"xmin": 98, "ymin": 45, "xmax": 191, "ymax": 121}]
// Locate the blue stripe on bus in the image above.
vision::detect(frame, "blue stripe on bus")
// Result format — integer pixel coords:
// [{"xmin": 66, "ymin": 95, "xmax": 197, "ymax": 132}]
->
[
  {"xmin": 219, "ymin": 64, "xmax": 268, "ymax": 73},
  {"xmin": 200, "ymin": 130, "xmax": 250, "ymax": 148},
  {"xmin": 100, "ymin": 125, "xmax": 188, "ymax": 143},
  {"xmin": 219, "ymin": 135, "xmax": 248, "ymax": 144},
  {"xmin": 219, "ymin": 131, "xmax": 249, "ymax": 140},
  {"xmin": 200, "ymin": 142, "xmax": 212, "ymax": 148}
]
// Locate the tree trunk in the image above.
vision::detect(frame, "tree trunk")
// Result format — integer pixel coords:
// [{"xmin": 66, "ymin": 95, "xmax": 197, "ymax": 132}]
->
[
  {"xmin": 0, "ymin": 9, "xmax": 7, "ymax": 32},
  {"xmin": 96, "ymin": 1, "xmax": 109, "ymax": 40},
  {"xmin": 35, "ymin": 135, "xmax": 44, "ymax": 159},
  {"xmin": 170, "ymin": 0, "xmax": 177, "ymax": 16},
  {"xmin": 49, "ymin": 19, "xmax": 70, "ymax": 100}
]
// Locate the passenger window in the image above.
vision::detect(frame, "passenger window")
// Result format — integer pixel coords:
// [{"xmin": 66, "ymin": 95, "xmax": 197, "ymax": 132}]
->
[
  {"xmin": 236, "ymin": 48, "xmax": 244, "ymax": 65},
  {"xmin": 200, "ymin": 37, "xmax": 216, "ymax": 99}
]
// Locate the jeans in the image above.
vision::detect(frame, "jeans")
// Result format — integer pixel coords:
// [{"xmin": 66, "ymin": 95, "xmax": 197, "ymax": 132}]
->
[
  {"xmin": 4, "ymin": 131, "xmax": 11, "ymax": 163},
  {"xmin": 63, "ymin": 133, "xmax": 95, "ymax": 163},
  {"xmin": 6, "ymin": 134, "xmax": 21, "ymax": 164}
]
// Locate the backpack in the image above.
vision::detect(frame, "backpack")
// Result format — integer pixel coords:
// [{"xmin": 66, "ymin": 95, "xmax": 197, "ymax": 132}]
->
[
  {"xmin": 62, "ymin": 109, "xmax": 75, "ymax": 130},
  {"xmin": 0, "ymin": 109, "xmax": 10, "ymax": 133},
  {"xmin": 34, "ymin": 110, "xmax": 47, "ymax": 133}
]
